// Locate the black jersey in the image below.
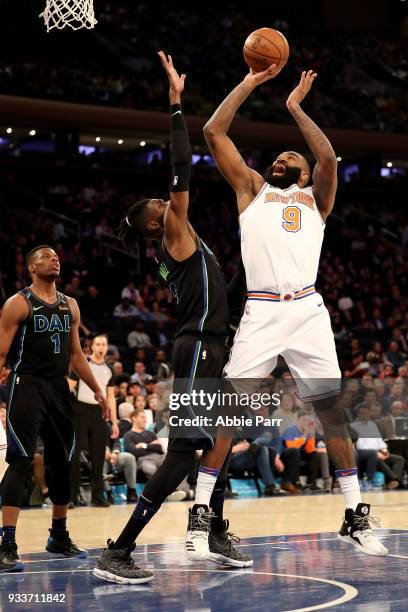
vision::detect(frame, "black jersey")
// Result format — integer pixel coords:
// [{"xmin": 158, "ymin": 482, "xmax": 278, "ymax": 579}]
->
[
  {"xmin": 8, "ymin": 288, "xmax": 73, "ymax": 379},
  {"xmin": 156, "ymin": 236, "xmax": 229, "ymax": 340}
]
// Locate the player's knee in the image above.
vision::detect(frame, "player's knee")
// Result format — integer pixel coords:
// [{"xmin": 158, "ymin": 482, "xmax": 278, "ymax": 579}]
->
[{"xmin": 0, "ymin": 457, "xmax": 32, "ymax": 507}]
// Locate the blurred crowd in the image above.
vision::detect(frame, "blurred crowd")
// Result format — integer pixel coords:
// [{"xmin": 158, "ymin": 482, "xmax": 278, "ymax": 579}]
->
[{"xmin": 1, "ymin": 1, "xmax": 407, "ymax": 132}]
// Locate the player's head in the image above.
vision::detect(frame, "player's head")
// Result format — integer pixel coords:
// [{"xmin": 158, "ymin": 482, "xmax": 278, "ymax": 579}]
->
[
  {"xmin": 118, "ymin": 198, "xmax": 169, "ymax": 251},
  {"xmin": 264, "ymin": 151, "xmax": 311, "ymax": 189},
  {"xmin": 91, "ymin": 334, "xmax": 108, "ymax": 359},
  {"xmin": 26, "ymin": 245, "xmax": 60, "ymax": 282}
]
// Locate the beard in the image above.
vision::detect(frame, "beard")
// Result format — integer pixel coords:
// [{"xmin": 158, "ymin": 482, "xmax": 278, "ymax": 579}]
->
[{"xmin": 263, "ymin": 165, "xmax": 302, "ymax": 189}]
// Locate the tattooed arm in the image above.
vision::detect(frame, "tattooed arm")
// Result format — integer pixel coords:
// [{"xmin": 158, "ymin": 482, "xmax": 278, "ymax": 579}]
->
[
  {"xmin": 286, "ymin": 70, "xmax": 337, "ymax": 220},
  {"xmin": 204, "ymin": 65, "xmax": 281, "ymax": 214}
]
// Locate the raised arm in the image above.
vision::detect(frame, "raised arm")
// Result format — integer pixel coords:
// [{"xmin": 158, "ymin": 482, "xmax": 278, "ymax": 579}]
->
[
  {"xmin": 158, "ymin": 51, "xmax": 195, "ymax": 261},
  {"xmin": 204, "ymin": 65, "xmax": 280, "ymax": 213},
  {"xmin": 286, "ymin": 71, "xmax": 337, "ymax": 220}
]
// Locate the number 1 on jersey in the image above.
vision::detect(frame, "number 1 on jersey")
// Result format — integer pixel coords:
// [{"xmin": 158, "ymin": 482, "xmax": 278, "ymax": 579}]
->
[
  {"xmin": 282, "ymin": 206, "xmax": 301, "ymax": 232},
  {"xmin": 51, "ymin": 333, "xmax": 61, "ymax": 354}
]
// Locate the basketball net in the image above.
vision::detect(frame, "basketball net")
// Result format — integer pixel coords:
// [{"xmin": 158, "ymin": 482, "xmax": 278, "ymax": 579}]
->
[{"xmin": 40, "ymin": 0, "xmax": 97, "ymax": 32}]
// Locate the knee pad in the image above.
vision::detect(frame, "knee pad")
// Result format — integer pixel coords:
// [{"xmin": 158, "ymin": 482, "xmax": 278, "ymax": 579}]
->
[
  {"xmin": 0, "ymin": 457, "xmax": 32, "ymax": 507},
  {"xmin": 48, "ymin": 462, "xmax": 71, "ymax": 506}
]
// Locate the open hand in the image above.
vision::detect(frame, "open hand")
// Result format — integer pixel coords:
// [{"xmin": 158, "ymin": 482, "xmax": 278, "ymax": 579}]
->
[
  {"xmin": 286, "ymin": 70, "xmax": 317, "ymax": 108},
  {"xmin": 158, "ymin": 51, "xmax": 186, "ymax": 101},
  {"xmin": 243, "ymin": 63, "xmax": 282, "ymax": 91}
]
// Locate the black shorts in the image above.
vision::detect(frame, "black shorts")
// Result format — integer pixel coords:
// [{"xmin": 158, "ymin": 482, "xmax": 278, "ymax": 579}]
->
[
  {"xmin": 6, "ymin": 372, "xmax": 75, "ymax": 465},
  {"xmin": 168, "ymin": 334, "xmax": 227, "ymax": 452}
]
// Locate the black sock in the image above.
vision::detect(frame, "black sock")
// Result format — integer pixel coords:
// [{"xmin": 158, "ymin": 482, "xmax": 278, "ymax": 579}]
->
[
  {"xmin": 210, "ymin": 489, "xmax": 226, "ymax": 532},
  {"xmin": 113, "ymin": 496, "xmax": 158, "ymax": 550},
  {"xmin": 2, "ymin": 526, "xmax": 16, "ymax": 543},
  {"xmin": 51, "ymin": 517, "xmax": 67, "ymax": 535}
]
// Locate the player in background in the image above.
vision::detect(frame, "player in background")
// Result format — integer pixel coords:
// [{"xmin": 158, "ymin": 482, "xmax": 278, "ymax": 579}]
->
[
  {"xmin": 203, "ymin": 66, "xmax": 387, "ymax": 556},
  {"xmin": 93, "ymin": 51, "xmax": 251, "ymax": 586},
  {"xmin": 0, "ymin": 246, "xmax": 109, "ymax": 571}
]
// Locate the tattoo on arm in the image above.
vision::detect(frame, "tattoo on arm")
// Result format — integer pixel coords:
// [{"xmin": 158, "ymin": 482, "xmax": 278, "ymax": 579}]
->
[{"xmin": 288, "ymin": 104, "xmax": 335, "ymax": 161}]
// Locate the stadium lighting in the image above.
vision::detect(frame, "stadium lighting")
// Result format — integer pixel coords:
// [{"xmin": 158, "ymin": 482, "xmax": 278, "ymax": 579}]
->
[
  {"xmin": 95, "ymin": 136, "xmax": 101, "ymax": 142},
  {"xmin": 336, "ymin": 156, "xmax": 342, "ymax": 162},
  {"xmin": 386, "ymin": 161, "xmax": 393, "ymax": 168},
  {"xmin": 140, "ymin": 140, "xmax": 146, "ymax": 147},
  {"xmin": 118, "ymin": 139, "xmax": 124, "ymax": 144},
  {"xmin": 29, "ymin": 129, "xmax": 36, "ymax": 136},
  {"xmin": 6, "ymin": 127, "xmax": 12, "ymax": 134}
]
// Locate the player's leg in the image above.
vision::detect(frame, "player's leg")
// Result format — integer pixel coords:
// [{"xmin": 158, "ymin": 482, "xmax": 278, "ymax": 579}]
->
[
  {"xmin": 0, "ymin": 373, "xmax": 42, "ymax": 571},
  {"xmin": 42, "ymin": 378, "xmax": 87, "ymax": 558},
  {"xmin": 0, "ymin": 419, "xmax": 7, "ymax": 484},
  {"xmin": 93, "ymin": 446, "xmax": 196, "ymax": 584},
  {"xmin": 283, "ymin": 295, "xmax": 387, "ymax": 555},
  {"xmin": 69, "ymin": 405, "xmax": 89, "ymax": 506},
  {"xmin": 208, "ymin": 446, "xmax": 253, "ymax": 567}
]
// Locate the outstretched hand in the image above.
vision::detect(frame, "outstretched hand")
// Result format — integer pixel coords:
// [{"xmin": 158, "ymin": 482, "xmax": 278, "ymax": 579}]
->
[
  {"xmin": 286, "ymin": 70, "xmax": 317, "ymax": 108},
  {"xmin": 243, "ymin": 63, "xmax": 282, "ymax": 90},
  {"xmin": 158, "ymin": 51, "xmax": 186, "ymax": 103}
]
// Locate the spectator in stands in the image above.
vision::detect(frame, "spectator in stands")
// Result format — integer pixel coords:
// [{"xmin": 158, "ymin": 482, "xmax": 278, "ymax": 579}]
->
[
  {"xmin": 115, "ymin": 380, "xmax": 129, "ymax": 409},
  {"xmin": 134, "ymin": 299, "xmax": 153, "ymax": 323},
  {"xmin": 112, "ymin": 361, "xmax": 125, "ymax": 378},
  {"xmin": 126, "ymin": 381, "xmax": 143, "ymax": 402},
  {"xmin": 229, "ymin": 437, "xmax": 278, "ymax": 497},
  {"xmin": 113, "ymin": 296, "xmax": 139, "ymax": 319},
  {"xmin": 386, "ymin": 341, "xmax": 406, "ymax": 375},
  {"xmin": 272, "ymin": 393, "xmax": 298, "ymax": 434},
  {"xmin": 123, "ymin": 409, "xmax": 164, "ymax": 478},
  {"xmin": 127, "ymin": 320, "xmax": 152, "ymax": 349},
  {"xmin": 117, "ymin": 402, "xmax": 134, "ymax": 438},
  {"xmin": 151, "ymin": 302, "xmax": 168, "ymax": 323},
  {"xmin": 104, "ymin": 445, "xmax": 138, "ymax": 504},
  {"xmin": 281, "ymin": 412, "xmax": 321, "ymax": 490},
  {"xmin": 130, "ymin": 361, "xmax": 151, "ymax": 385},
  {"xmin": 352, "ymin": 405, "xmax": 405, "ymax": 489},
  {"xmin": 121, "ymin": 280, "xmax": 140, "ymax": 303}
]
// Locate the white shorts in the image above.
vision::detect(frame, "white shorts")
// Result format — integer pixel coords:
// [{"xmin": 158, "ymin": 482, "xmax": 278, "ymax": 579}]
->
[{"xmin": 224, "ymin": 292, "xmax": 341, "ymax": 401}]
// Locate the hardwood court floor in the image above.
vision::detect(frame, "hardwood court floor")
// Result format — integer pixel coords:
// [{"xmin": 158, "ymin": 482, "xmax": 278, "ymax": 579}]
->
[{"xmin": 15, "ymin": 490, "xmax": 408, "ymax": 553}]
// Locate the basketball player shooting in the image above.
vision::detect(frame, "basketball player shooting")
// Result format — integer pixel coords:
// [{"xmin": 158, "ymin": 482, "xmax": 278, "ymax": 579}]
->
[
  {"xmin": 204, "ymin": 66, "xmax": 387, "ymax": 556},
  {"xmin": 0, "ymin": 246, "xmax": 109, "ymax": 572}
]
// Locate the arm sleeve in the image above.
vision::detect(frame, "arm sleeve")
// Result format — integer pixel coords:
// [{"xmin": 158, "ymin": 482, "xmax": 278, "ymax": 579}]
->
[{"xmin": 169, "ymin": 103, "xmax": 192, "ymax": 192}]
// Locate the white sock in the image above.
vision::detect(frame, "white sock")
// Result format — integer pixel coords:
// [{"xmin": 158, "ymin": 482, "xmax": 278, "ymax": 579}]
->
[
  {"xmin": 194, "ymin": 466, "xmax": 220, "ymax": 507},
  {"xmin": 336, "ymin": 468, "xmax": 361, "ymax": 510}
]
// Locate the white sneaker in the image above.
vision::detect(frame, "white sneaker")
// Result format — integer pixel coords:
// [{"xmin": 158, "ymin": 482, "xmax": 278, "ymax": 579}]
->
[
  {"xmin": 185, "ymin": 504, "xmax": 213, "ymax": 561},
  {"xmin": 338, "ymin": 502, "xmax": 388, "ymax": 556}
]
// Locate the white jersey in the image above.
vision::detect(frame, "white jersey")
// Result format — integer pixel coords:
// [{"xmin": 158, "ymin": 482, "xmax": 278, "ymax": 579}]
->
[{"xmin": 240, "ymin": 182, "xmax": 325, "ymax": 293}]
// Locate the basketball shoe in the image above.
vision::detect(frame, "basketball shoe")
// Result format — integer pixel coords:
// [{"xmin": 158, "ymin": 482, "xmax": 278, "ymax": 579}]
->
[
  {"xmin": 0, "ymin": 540, "xmax": 24, "ymax": 572},
  {"xmin": 46, "ymin": 529, "xmax": 88, "ymax": 558},
  {"xmin": 93, "ymin": 540, "xmax": 154, "ymax": 584},
  {"xmin": 185, "ymin": 504, "xmax": 213, "ymax": 561},
  {"xmin": 209, "ymin": 520, "xmax": 253, "ymax": 567},
  {"xmin": 337, "ymin": 503, "xmax": 388, "ymax": 556}
]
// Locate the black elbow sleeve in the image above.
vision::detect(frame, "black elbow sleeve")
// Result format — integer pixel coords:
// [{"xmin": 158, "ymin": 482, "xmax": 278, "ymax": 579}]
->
[{"xmin": 170, "ymin": 103, "xmax": 192, "ymax": 192}]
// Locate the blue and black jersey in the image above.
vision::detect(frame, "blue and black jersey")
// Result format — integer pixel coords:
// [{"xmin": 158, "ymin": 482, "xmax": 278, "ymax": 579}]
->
[
  {"xmin": 8, "ymin": 287, "xmax": 73, "ymax": 379},
  {"xmin": 156, "ymin": 236, "xmax": 229, "ymax": 340}
]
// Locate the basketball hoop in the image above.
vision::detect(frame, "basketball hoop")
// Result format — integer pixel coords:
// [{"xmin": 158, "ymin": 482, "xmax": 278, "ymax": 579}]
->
[{"xmin": 40, "ymin": 0, "xmax": 97, "ymax": 32}]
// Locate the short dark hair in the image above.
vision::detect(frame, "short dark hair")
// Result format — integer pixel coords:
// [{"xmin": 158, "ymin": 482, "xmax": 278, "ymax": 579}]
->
[
  {"xmin": 131, "ymin": 408, "xmax": 145, "ymax": 418},
  {"xmin": 25, "ymin": 245, "xmax": 54, "ymax": 268},
  {"xmin": 117, "ymin": 199, "xmax": 151, "ymax": 252}
]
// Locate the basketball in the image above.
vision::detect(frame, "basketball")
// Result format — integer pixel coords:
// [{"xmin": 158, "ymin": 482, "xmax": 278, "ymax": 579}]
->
[{"xmin": 243, "ymin": 27, "xmax": 290, "ymax": 73}]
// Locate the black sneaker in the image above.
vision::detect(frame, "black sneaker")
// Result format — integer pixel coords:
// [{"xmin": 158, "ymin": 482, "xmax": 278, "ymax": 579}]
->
[
  {"xmin": 93, "ymin": 540, "xmax": 154, "ymax": 584},
  {"xmin": 46, "ymin": 530, "xmax": 88, "ymax": 558},
  {"xmin": 209, "ymin": 520, "xmax": 253, "ymax": 568},
  {"xmin": 338, "ymin": 503, "xmax": 388, "ymax": 556},
  {"xmin": 185, "ymin": 504, "xmax": 213, "ymax": 561},
  {"xmin": 91, "ymin": 496, "xmax": 110, "ymax": 508},
  {"xmin": 0, "ymin": 540, "xmax": 24, "ymax": 572}
]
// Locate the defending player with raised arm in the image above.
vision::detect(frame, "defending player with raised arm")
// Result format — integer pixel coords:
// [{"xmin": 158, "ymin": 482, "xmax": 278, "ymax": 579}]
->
[
  {"xmin": 93, "ymin": 53, "xmax": 251, "ymax": 587},
  {"xmin": 204, "ymin": 69, "xmax": 388, "ymax": 557},
  {"xmin": 0, "ymin": 245, "xmax": 109, "ymax": 572},
  {"xmin": 203, "ymin": 67, "xmax": 337, "ymax": 220}
]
